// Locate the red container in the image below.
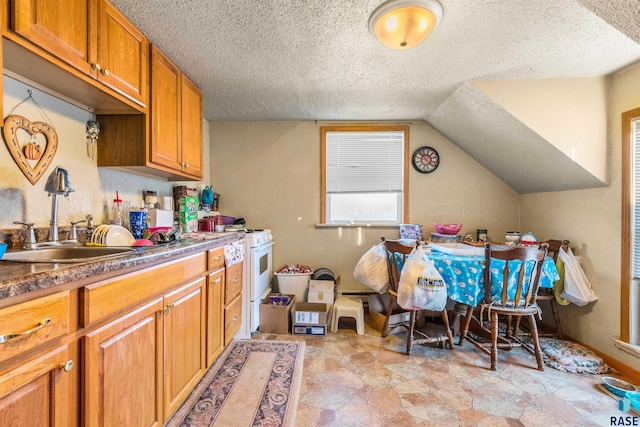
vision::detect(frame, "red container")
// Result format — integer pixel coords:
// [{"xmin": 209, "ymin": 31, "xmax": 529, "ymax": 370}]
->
[{"xmin": 198, "ymin": 218, "xmax": 215, "ymax": 232}]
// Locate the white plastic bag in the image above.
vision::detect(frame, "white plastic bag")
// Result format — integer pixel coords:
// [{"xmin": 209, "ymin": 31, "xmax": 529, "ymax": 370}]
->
[
  {"xmin": 353, "ymin": 243, "xmax": 390, "ymax": 293},
  {"xmin": 558, "ymin": 246, "xmax": 598, "ymax": 306},
  {"xmin": 397, "ymin": 245, "xmax": 447, "ymax": 311}
]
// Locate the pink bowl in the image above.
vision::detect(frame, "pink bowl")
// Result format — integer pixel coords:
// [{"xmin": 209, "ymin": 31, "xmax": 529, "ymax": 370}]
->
[{"xmin": 434, "ymin": 223, "xmax": 463, "ymax": 235}]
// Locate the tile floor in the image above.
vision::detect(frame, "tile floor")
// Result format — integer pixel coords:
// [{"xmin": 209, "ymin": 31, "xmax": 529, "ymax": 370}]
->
[{"xmin": 253, "ymin": 318, "xmax": 635, "ymax": 427}]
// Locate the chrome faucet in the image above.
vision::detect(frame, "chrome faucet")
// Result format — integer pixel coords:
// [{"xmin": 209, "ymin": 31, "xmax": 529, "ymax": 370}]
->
[{"xmin": 44, "ymin": 167, "xmax": 74, "ymax": 245}]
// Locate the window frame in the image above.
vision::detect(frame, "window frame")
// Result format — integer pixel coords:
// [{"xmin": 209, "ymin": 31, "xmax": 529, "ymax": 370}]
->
[
  {"xmin": 320, "ymin": 125, "xmax": 410, "ymax": 225},
  {"xmin": 621, "ymin": 107, "xmax": 640, "ymax": 344}
]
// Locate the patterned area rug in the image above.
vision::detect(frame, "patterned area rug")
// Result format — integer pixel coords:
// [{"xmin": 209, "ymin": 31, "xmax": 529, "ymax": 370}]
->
[{"xmin": 166, "ymin": 340, "xmax": 305, "ymax": 427}]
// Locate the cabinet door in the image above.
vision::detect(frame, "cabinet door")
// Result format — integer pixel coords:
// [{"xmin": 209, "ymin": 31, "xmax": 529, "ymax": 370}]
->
[
  {"xmin": 12, "ymin": 0, "xmax": 95, "ymax": 76},
  {"xmin": 96, "ymin": 0, "xmax": 148, "ymax": 105},
  {"xmin": 207, "ymin": 268, "xmax": 225, "ymax": 366},
  {"xmin": 84, "ymin": 298, "xmax": 164, "ymax": 427},
  {"xmin": 150, "ymin": 45, "xmax": 181, "ymax": 172},
  {"xmin": 180, "ymin": 75, "xmax": 204, "ymax": 179},
  {"xmin": 0, "ymin": 343, "xmax": 78, "ymax": 427},
  {"xmin": 164, "ymin": 278, "xmax": 206, "ymax": 419}
]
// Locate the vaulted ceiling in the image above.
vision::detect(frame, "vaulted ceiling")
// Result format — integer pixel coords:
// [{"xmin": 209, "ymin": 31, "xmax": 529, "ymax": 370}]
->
[{"xmin": 111, "ymin": 0, "xmax": 640, "ymax": 193}]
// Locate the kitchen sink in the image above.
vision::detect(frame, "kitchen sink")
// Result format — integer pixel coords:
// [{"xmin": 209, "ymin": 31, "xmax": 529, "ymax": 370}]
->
[{"xmin": 1, "ymin": 246, "xmax": 137, "ymax": 263}]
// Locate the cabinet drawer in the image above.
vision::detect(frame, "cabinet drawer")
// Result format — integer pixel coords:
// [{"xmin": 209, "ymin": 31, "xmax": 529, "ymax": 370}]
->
[
  {"xmin": 0, "ymin": 291, "xmax": 71, "ymax": 365},
  {"xmin": 224, "ymin": 261, "xmax": 243, "ymax": 305},
  {"xmin": 82, "ymin": 252, "xmax": 206, "ymax": 326},
  {"xmin": 207, "ymin": 247, "xmax": 224, "ymax": 271},
  {"xmin": 224, "ymin": 294, "xmax": 242, "ymax": 345}
]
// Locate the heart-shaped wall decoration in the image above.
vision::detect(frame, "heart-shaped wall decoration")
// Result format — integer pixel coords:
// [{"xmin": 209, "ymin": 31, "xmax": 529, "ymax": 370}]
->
[{"xmin": 2, "ymin": 115, "xmax": 58, "ymax": 185}]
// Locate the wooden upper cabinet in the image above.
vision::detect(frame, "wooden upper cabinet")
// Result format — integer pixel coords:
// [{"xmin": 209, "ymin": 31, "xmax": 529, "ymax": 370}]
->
[
  {"xmin": 96, "ymin": 0, "xmax": 148, "ymax": 106},
  {"xmin": 150, "ymin": 46, "xmax": 182, "ymax": 172},
  {"xmin": 12, "ymin": 0, "xmax": 95, "ymax": 76},
  {"xmin": 150, "ymin": 45, "xmax": 203, "ymax": 180},
  {"xmin": 181, "ymin": 75, "xmax": 204, "ymax": 178},
  {"xmin": 9, "ymin": 0, "xmax": 148, "ymax": 107}
]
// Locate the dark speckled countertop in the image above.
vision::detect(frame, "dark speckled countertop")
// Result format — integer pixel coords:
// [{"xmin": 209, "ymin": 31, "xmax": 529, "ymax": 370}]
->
[{"xmin": 0, "ymin": 232, "xmax": 243, "ymax": 303}]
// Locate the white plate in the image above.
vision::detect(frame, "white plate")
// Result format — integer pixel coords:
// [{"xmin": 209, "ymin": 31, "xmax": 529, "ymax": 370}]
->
[
  {"xmin": 104, "ymin": 225, "xmax": 135, "ymax": 246},
  {"xmin": 92, "ymin": 225, "xmax": 110, "ymax": 244}
]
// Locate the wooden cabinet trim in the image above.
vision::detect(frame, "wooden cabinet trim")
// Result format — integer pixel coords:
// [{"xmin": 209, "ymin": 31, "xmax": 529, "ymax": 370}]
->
[
  {"xmin": 82, "ymin": 252, "xmax": 206, "ymax": 327},
  {"xmin": 0, "ymin": 291, "xmax": 71, "ymax": 366}
]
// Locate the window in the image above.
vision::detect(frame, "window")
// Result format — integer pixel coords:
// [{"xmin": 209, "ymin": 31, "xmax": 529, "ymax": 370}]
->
[
  {"xmin": 321, "ymin": 125, "xmax": 409, "ymax": 225},
  {"xmin": 621, "ymin": 108, "xmax": 640, "ymax": 346}
]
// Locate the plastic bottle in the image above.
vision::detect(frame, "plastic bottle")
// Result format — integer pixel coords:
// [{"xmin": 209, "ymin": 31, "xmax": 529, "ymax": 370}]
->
[{"xmin": 111, "ymin": 191, "xmax": 123, "ymax": 225}]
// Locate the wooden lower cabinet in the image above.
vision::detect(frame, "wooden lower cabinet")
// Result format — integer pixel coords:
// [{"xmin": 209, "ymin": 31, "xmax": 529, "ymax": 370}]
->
[
  {"xmin": 207, "ymin": 268, "xmax": 225, "ymax": 366},
  {"xmin": 84, "ymin": 298, "xmax": 164, "ymax": 427},
  {"xmin": 163, "ymin": 277, "xmax": 207, "ymax": 418},
  {"xmin": 0, "ymin": 342, "xmax": 79, "ymax": 427}
]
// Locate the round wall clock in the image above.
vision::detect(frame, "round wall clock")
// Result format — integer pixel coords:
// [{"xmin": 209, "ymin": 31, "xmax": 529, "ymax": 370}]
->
[{"xmin": 412, "ymin": 146, "xmax": 440, "ymax": 174}]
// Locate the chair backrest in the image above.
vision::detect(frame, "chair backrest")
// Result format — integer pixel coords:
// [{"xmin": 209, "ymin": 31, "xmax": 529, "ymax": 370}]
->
[
  {"xmin": 381, "ymin": 237, "xmax": 415, "ymax": 294},
  {"xmin": 483, "ymin": 242, "xmax": 548, "ymax": 308},
  {"xmin": 544, "ymin": 239, "xmax": 570, "ymax": 262}
]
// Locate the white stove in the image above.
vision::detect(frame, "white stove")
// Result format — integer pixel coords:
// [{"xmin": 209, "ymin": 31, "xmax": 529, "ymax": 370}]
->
[{"xmin": 235, "ymin": 229, "xmax": 274, "ymax": 339}]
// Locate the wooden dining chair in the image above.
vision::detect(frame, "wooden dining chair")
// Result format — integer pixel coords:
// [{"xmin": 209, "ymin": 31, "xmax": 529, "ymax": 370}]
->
[
  {"xmin": 459, "ymin": 242, "xmax": 548, "ymax": 371},
  {"xmin": 534, "ymin": 239, "xmax": 570, "ymax": 339},
  {"xmin": 381, "ymin": 237, "xmax": 454, "ymax": 355}
]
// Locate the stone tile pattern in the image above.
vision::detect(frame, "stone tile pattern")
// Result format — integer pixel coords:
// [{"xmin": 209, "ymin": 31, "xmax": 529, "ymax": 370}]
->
[{"xmin": 254, "ymin": 321, "xmax": 627, "ymax": 427}]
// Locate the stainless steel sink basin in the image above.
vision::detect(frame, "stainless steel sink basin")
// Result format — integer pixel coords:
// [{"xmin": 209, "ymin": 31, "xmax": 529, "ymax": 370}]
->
[{"xmin": 1, "ymin": 246, "xmax": 136, "ymax": 263}]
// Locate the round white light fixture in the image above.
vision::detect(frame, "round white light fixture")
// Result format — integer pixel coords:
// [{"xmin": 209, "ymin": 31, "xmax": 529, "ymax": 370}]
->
[{"xmin": 369, "ymin": 0, "xmax": 443, "ymax": 50}]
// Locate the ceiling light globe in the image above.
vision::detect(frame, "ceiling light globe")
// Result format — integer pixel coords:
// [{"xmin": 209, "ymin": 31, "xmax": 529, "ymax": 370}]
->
[{"xmin": 369, "ymin": 0, "xmax": 443, "ymax": 50}]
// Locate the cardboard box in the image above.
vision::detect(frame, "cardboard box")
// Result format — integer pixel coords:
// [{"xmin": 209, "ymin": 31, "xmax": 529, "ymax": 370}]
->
[
  {"xmin": 291, "ymin": 302, "xmax": 331, "ymax": 336},
  {"xmin": 307, "ymin": 279, "xmax": 335, "ymax": 305},
  {"xmin": 259, "ymin": 294, "xmax": 295, "ymax": 334},
  {"xmin": 179, "ymin": 196, "xmax": 198, "ymax": 232},
  {"xmin": 367, "ymin": 294, "xmax": 409, "ymax": 333}
]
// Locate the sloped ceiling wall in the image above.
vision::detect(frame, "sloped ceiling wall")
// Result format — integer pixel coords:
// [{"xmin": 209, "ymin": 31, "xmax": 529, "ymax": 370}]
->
[{"xmin": 426, "ymin": 82, "xmax": 607, "ymax": 194}]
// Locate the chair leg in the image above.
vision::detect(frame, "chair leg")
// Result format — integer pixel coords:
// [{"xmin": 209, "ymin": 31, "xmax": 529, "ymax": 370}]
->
[
  {"xmin": 490, "ymin": 311, "xmax": 499, "ymax": 371},
  {"xmin": 549, "ymin": 299, "xmax": 563, "ymax": 339},
  {"xmin": 440, "ymin": 310, "xmax": 455, "ymax": 349},
  {"xmin": 458, "ymin": 305, "xmax": 475, "ymax": 345},
  {"xmin": 381, "ymin": 294, "xmax": 395, "ymax": 338},
  {"xmin": 406, "ymin": 310, "xmax": 416, "ymax": 355},
  {"xmin": 513, "ymin": 316, "xmax": 522, "ymax": 339},
  {"xmin": 527, "ymin": 314, "xmax": 545, "ymax": 371}
]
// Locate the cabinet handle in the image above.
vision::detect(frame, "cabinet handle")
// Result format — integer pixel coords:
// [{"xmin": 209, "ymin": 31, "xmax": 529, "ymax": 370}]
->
[
  {"xmin": 213, "ymin": 256, "xmax": 222, "ymax": 261},
  {"xmin": 102, "ymin": 68, "xmax": 111, "ymax": 76},
  {"xmin": 233, "ymin": 315, "xmax": 238, "ymax": 322},
  {"xmin": 164, "ymin": 302, "xmax": 175, "ymax": 314},
  {"xmin": 184, "ymin": 163, "xmax": 189, "ymax": 168},
  {"xmin": 233, "ymin": 278, "xmax": 239, "ymax": 283},
  {"xmin": 212, "ymin": 277, "xmax": 221, "ymax": 284},
  {"xmin": 92, "ymin": 63, "xmax": 102, "ymax": 71},
  {"xmin": 59, "ymin": 360, "xmax": 74, "ymax": 372},
  {"xmin": 0, "ymin": 318, "xmax": 51, "ymax": 344}
]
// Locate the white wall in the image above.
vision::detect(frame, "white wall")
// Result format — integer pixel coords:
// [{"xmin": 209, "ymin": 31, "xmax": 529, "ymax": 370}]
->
[
  {"xmin": 209, "ymin": 120, "xmax": 520, "ymax": 292},
  {"xmin": 520, "ymin": 63, "xmax": 640, "ymax": 369},
  {"xmin": 473, "ymin": 77, "xmax": 608, "ymax": 183},
  {"xmin": 0, "ymin": 75, "xmax": 203, "ymax": 230}
]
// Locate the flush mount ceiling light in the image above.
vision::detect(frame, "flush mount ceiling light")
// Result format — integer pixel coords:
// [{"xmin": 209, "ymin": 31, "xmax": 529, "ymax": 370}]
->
[{"xmin": 369, "ymin": 0, "xmax": 443, "ymax": 50}]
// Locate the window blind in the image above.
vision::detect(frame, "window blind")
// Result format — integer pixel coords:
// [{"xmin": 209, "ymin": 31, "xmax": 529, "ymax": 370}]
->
[
  {"xmin": 326, "ymin": 131, "xmax": 404, "ymax": 193},
  {"xmin": 633, "ymin": 119, "xmax": 640, "ymax": 278}
]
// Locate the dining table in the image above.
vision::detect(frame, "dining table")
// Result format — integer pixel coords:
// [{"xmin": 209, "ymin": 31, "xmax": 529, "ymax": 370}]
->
[{"xmin": 406, "ymin": 243, "xmax": 561, "ymax": 340}]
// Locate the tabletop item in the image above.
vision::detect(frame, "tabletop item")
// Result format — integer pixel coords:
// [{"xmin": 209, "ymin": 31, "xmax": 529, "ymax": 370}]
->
[
  {"xmin": 399, "ymin": 223, "xmax": 422, "ymax": 240},
  {"xmin": 110, "ymin": 191, "xmax": 123, "ymax": 226},
  {"xmin": 433, "ymin": 223, "xmax": 462, "ymax": 235},
  {"xmin": 201, "ymin": 186, "xmax": 213, "ymax": 205},
  {"xmin": 476, "ymin": 228, "xmax": 488, "ymax": 242},
  {"xmin": 431, "ymin": 232, "xmax": 462, "ymax": 243},
  {"xmin": 520, "ymin": 232, "xmax": 538, "ymax": 246},
  {"xmin": 129, "ymin": 210, "xmax": 147, "ymax": 239},
  {"xmin": 505, "ymin": 231, "xmax": 520, "ymax": 246}
]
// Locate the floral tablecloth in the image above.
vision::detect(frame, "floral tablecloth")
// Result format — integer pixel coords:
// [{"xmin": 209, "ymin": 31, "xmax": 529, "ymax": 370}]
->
[{"xmin": 391, "ymin": 250, "xmax": 560, "ymax": 307}]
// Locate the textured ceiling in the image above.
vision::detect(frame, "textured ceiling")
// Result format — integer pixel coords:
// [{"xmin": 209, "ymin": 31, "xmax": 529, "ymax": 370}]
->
[
  {"xmin": 110, "ymin": 0, "xmax": 640, "ymax": 122},
  {"xmin": 109, "ymin": 0, "xmax": 640, "ymax": 193}
]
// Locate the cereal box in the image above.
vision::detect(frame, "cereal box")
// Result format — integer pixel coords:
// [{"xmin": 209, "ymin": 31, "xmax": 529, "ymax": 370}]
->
[{"xmin": 179, "ymin": 196, "xmax": 198, "ymax": 232}]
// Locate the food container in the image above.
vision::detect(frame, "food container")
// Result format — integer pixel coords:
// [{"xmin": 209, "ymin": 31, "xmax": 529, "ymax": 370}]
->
[
  {"xmin": 399, "ymin": 224, "xmax": 422, "ymax": 240},
  {"xmin": 601, "ymin": 377, "xmax": 638, "ymax": 397},
  {"xmin": 431, "ymin": 232, "xmax": 462, "ymax": 243},
  {"xmin": 434, "ymin": 223, "xmax": 463, "ymax": 235}
]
